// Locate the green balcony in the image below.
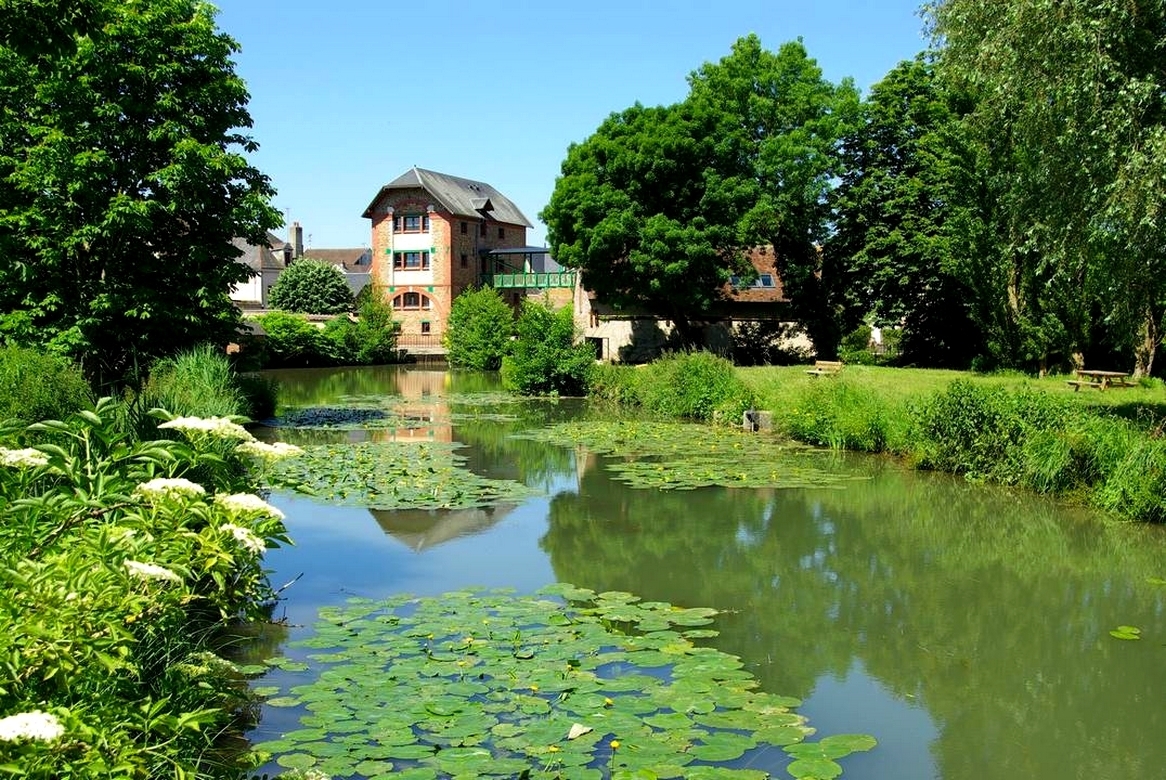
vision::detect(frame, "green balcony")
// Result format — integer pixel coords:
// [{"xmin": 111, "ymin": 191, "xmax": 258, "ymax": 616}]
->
[{"xmin": 489, "ymin": 271, "xmax": 577, "ymax": 289}]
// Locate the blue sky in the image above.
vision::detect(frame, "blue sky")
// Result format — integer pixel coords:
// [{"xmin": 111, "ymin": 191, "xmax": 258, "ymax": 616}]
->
[{"xmin": 211, "ymin": 1, "xmax": 931, "ymax": 250}]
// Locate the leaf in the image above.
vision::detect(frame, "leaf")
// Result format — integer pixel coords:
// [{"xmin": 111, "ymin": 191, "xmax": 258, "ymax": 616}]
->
[
  {"xmin": 786, "ymin": 756, "xmax": 843, "ymax": 779},
  {"xmin": 1109, "ymin": 625, "xmax": 1142, "ymax": 640}
]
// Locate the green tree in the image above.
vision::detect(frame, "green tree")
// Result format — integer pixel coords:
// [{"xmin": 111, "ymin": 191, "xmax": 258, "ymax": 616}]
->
[
  {"xmin": 269, "ymin": 259, "xmax": 355, "ymax": 314},
  {"xmin": 444, "ymin": 286, "xmax": 514, "ymax": 370},
  {"xmin": 828, "ymin": 57, "xmax": 983, "ymax": 367},
  {"xmin": 501, "ymin": 300, "xmax": 594, "ymax": 395},
  {"xmin": 543, "ymin": 35, "xmax": 858, "ymax": 356},
  {"xmin": 927, "ymin": 0, "xmax": 1166, "ymax": 375},
  {"xmin": 0, "ymin": 0, "xmax": 280, "ymax": 390},
  {"xmin": 541, "ymin": 101, "xmax": 747, "ymax": 345},
  {"xmin": 686, "ymin": 35, "xmax": 861, "ymax": 357}
]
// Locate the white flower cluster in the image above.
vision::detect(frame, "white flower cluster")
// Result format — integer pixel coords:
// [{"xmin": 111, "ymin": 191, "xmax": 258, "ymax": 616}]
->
[
  {"xmin": 221, "ymin": 523, "xmax": 266, "ymax": 555},
  {"xmin": 134, "ymin": 477, "xmax": 206, "ymax": 502},
  {"xmin": 0, "ymin": 447, "xmax": 49, "ymax": 469},
  {"xmin": 159, "ymin": 416, "xmax": 255, "ymax": 442},
  {"xmin": 123, "ymin": 559, "xmax": 182, "ymax": 583},
  {"xmin": 0, "ymin": 710, "xmax": 65, "ymax": 743},
  {"xmin": 236, "ymin": 440, "xmax": 303, "ymax": 460},
  {"xmin": 214, "ymin": 493, "xmax": 285, "ymax": 520}
]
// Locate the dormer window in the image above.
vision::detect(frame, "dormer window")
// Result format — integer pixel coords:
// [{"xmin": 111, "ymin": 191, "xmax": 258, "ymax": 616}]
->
[{"xmin": 394, "ymin": 214, "xmax": 430, "ymax": 233}]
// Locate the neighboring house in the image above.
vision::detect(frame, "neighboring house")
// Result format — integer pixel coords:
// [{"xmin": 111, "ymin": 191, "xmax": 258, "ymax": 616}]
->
[
  {"xmin": 574, "ymin": 246, "xmax": 809, "ymax": 362},
  {"xmin": 228, "ymin": 230, "xmax": 293, "ymax": 309},
  {"xmin": 362, "ymin": 167, "xmax": 573, "ymax": 339},
  {"xmin": 229, "ymin": 221, "xmax": 372, "ymax": 307}
]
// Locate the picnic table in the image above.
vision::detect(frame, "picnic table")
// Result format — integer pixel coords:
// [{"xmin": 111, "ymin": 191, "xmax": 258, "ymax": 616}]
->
[{"xmin": 1066, "ymin": 369, "xmax": 1134, "ymax": 391}]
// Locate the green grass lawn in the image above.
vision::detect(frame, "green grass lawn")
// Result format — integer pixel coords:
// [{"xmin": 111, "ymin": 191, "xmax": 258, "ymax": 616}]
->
[{"xmin": 738, "ymin": 365, "xmax": 1166, "ymax": 431}]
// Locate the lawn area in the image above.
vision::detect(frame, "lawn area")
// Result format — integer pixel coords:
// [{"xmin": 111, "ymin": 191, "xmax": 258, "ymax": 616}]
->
[{"xmin": 739, "ymin": 365, "xmax": 1166, "ymax": 431}]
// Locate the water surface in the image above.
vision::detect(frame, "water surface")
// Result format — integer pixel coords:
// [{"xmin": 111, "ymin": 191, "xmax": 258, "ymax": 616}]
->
[{"xmin": 249, "ymin": 365, "xmax": 1166, "ymax": 780}]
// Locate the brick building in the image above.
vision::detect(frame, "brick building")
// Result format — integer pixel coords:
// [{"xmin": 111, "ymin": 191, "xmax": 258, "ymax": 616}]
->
[{"xmin": 363, "ymin": 167, "xmax": 563, "ymax": 341}]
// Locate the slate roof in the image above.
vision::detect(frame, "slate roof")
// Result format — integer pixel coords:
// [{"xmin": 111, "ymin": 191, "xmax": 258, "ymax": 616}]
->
[
  {"xmin": 232, "ymin": 232, "xmax": 288, "ymax": 274},
  {"xmin": 362, "ymin": 167, "xmax": 533, "ymax": 227},
  {"xmin": 300, "ymin": 248, "xmax": 372, "ymax": 273}
]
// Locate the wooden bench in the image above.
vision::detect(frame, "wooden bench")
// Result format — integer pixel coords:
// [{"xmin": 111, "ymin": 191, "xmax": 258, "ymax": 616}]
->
[
  {"xmin": 1066, "ymin": 379, "xmax": 1102, "ymax": 392},
  {"xmin": 805, "ymin": 360, "xmax": 844, "ymax": 377}
]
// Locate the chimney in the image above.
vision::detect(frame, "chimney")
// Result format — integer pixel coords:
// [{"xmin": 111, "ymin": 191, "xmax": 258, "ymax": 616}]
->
[{"xmin": 290, "ymin": 221, "xmax": 304, "ymax": 259}]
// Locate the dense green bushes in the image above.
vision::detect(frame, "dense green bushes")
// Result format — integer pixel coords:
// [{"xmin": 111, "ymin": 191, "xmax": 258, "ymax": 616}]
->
[
  {"xmin": 0, "ymin": 399, "xmax": 298, "ymax": 777},
  {"xmin": 501, "ymin": 300, "xmax": 595, "ymax": 396},
  {"xmin": 267, "ymin": 258, "xmax": 354, "ymax": 314},
  {"xmin": 0, "ymin": 345, "xmax": 93, "ymax": 423},
  {"xmin": 591, "ymin": 351, "xmax": 753, "ymax": 422},
  {"xmin": 253, "ymin": 290, "xmax": 400, "ymax": 369},
  {"xmin": 445, "ymin": 287, "xmax": 514, "ymax": 370}
]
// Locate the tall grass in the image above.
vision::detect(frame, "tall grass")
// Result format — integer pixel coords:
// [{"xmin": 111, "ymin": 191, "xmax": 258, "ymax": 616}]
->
[
  {"xmin": 592, "ymin": 352, "xmax": 754, "ymax": 422},
  {"xmin": 0, "ymin": 345, "xmax": 93, "ymax": 424}
]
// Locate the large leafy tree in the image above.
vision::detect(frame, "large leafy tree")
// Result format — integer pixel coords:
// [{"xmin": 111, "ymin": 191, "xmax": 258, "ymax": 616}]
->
[
  {"xmin": 444, "ymin": 286, "xmax": 514, "ymax": 371},
  {"xmin": 927, "ymin": 0, "xmax": 1166, "ymax": 375},
  {"xmin": 0, "ymin": 0, "xmax": 280, "ymax": 389},
  {"xmin": 828, "ymin": 57, "xmax": 984, "ymax": 367},
  {"xmin": 686, "ymin": 36, "xmax": 861, "ymax": 357},
  {"xmin": 541, "ymin": 101, "xmax": 747, "ymax": 345},
  {"xmin": 543, "ymin": 35, "xmax": 856, "ymax": 354}
]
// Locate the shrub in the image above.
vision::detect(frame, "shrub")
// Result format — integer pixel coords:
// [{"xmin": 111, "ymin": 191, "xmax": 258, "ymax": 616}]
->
[
  {"xmin": 501, "ymin": 300, "xmax": 594, "ymax": 395},
  {"xmin": 1095, "ymin": 437, "xmax": 1166, "ymax": 521},
  {"xmin": 141, "ymin": 345, "xmax": 247, "ymax": 420},
  {"xmin": 0, "ymin": 345, "xmax": 92, "ymax": 424},
  {"xmin": 445, "ymin": 287, "xmax": 514, "ymax": 370},
  {"xmin": 268, "ymin": 259, "xmax": 354, "ymax": 314},
  {"xmin": 785, "ymin": 379, "xmax": 899, "ymax": 452},
  {"xmin": 349, "ymin": 286, "xmax": 401, "ymax": 364},
  {"xmin": 636, "ymin": 351, "xmax": 753, "ymax": 422},
  {"xmin": 909, "ymin": 380, "xmax": 1071, "ymax": 483},
  {"xmin": 256, "ymin": 311, "xmax": 328, "ymax": 367}
]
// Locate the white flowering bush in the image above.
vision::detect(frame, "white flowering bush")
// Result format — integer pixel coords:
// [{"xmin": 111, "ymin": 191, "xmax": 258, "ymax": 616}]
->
[{"xmin": 0, "ymin": 398, "xmax": 295, "ymax": 777}]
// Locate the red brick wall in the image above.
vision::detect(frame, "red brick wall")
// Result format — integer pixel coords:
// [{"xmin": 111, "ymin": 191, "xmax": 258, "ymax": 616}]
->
[{"xmin": 368, "ymin": 187, "xmax": 528, "ymax": 337}]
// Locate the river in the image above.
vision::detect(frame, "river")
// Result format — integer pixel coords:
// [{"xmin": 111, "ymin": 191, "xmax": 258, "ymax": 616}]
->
[{"xmin": 246, "ymin": 365, "xmax": 1166, "ymax": 780}]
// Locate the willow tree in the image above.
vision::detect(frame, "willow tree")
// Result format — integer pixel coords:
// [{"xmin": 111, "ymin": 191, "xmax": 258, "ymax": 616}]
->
[
  {"xmin": 0, "ymin": 0, "xmax": 280, "ymax": 389},
  {"xmin": 927, "ymin": 0, "xmax": 1166, "ymax": 375}
]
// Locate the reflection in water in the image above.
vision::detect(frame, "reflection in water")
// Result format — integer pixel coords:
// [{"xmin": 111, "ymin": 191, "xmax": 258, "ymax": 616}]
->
[
  {"xmin": 369, "ymin": 505, "xmax": 515, "ymax": 552},
  {"xmin": 253, "ymin": 366, "xmax": 1166, "ymax": 780}
]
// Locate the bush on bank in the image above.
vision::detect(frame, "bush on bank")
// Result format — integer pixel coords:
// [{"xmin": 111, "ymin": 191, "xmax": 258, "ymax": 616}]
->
[
  {"xmin": 0, "ymin": 399, "xmax": 298, "ymax": 778},
  {"xmin": 600, "ymin": 357, "xmax": 1166, "ymax": 522},
  {"xmin": 0, "ymin": 345, "xmax": 93, "ymax": 424}
]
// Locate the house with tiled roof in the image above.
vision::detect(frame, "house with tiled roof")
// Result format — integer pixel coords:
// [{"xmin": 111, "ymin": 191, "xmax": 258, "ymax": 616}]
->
[
  {"xmin": 362, "ymin": 167, "xmax": 574, "ymax": 341},
  {"xmin": 230, "ymin": 222, "xmax": 372, "ymax": 308}
]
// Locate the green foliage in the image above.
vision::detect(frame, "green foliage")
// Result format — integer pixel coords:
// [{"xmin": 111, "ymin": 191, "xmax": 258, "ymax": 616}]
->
[
  {"xmin": 255, "ymin": 311, "xmax": 326, "ymax": 368},
  {"xmin": 141, "ymin": 345, "xmax": 247, "ymax": 420},
  {"xmin": 253, "ymin": 587, "xmax": 873, "ymax": 777},
  {"xmin": 786, "ymin": 380, "xmax": 902, "ymax": 452},
  {"xmin": 543, "ymin": 35, "xmax": 857, "ymax": 351},
  {"xmin": 236, "ymin": 373, "xmax": 279, "ymax": 420},
  {"xmin": 501, "ymin": 300, "xmax": 594, "ymax": 396},
  {"xmin": 0, "ymin": 0, "xmax": 280, "ymax": 391},
  {"xmin": 268, "ymin": 259, "xmax": 355, "ymax": 314},
  {"xmin": 0, "ymin": 398, "xmax": 296, "ymax": 778},
  {"xmin": 637, "ymin": 351, "xmax": 753, "ymax": 422},
  {"xmin": 445, "ymin": 286, "xmax": 514, "ymax": 370},
  {"xmin": 829, "ymin": 57, "xmax": 982, "ymax": 367},
  {"xmin": 910, "ymin": 381, "xmax": 1073, "ymax": 483},
  {"xmin": 0, "ymin": 345, "xmax": 92, "ymax": 424},
  {"xmin": 928, "ymin": 0, "xmax": 1166, "ymax": 375}
]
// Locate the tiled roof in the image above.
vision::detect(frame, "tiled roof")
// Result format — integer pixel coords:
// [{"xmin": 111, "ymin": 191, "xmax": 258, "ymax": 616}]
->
[{"xmin": 362, "ymin": 167, "xmax": 533, "ymax": 227}]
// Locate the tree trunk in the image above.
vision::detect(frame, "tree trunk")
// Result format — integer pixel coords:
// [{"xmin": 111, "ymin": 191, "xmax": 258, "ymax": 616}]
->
[{"xmin": 1133, "ymin": 303, "xmax": 1159, "ymax": 378}]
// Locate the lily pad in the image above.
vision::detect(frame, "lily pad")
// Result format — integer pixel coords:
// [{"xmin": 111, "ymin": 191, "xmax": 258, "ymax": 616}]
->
[
  {"xmin": 252, "ymin": 587, "xmax": 872, "ymax": 777},
  {"xmin": 1109, "ymin": 625, "xmax": 1142, "ymax": 640}
]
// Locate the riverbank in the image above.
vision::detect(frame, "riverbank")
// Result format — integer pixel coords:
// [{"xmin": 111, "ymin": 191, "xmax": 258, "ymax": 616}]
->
[{"xmin": 592, "ymin": 355, "xmax": 1166, "ymax": 522}]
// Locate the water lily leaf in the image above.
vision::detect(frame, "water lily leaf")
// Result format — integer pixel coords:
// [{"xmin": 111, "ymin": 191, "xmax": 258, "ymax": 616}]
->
[
  {"xmin": 818, "ymin": 733, "xmax": 878, "ymax": 757},
  {"xmin": 786, "ymin": 756, "xmax": 843, "ymax": 779},
  {"xmin": 1147, "ymin": 577, "xmax": 1166, "ymax": 586},
  {"xmin": 275, "ymin": 753, "xmax": 316, "ymax": 769},
  {"xmin": 1109, "ymin": 625, "xmax": 1142, "ymax": 640},
  {"xmin": 689, "ymin": 732, "xmax": 756, "ymax": 762},
  {"xmin": 264, "ymin": 696, "xmax": 301, "ymax": 708}
]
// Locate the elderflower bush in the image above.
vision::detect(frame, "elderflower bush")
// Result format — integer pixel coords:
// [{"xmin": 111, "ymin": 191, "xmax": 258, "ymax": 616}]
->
[{"xmin": 0, "ymin": 398, "xmax": 298, "ymax": 778}]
